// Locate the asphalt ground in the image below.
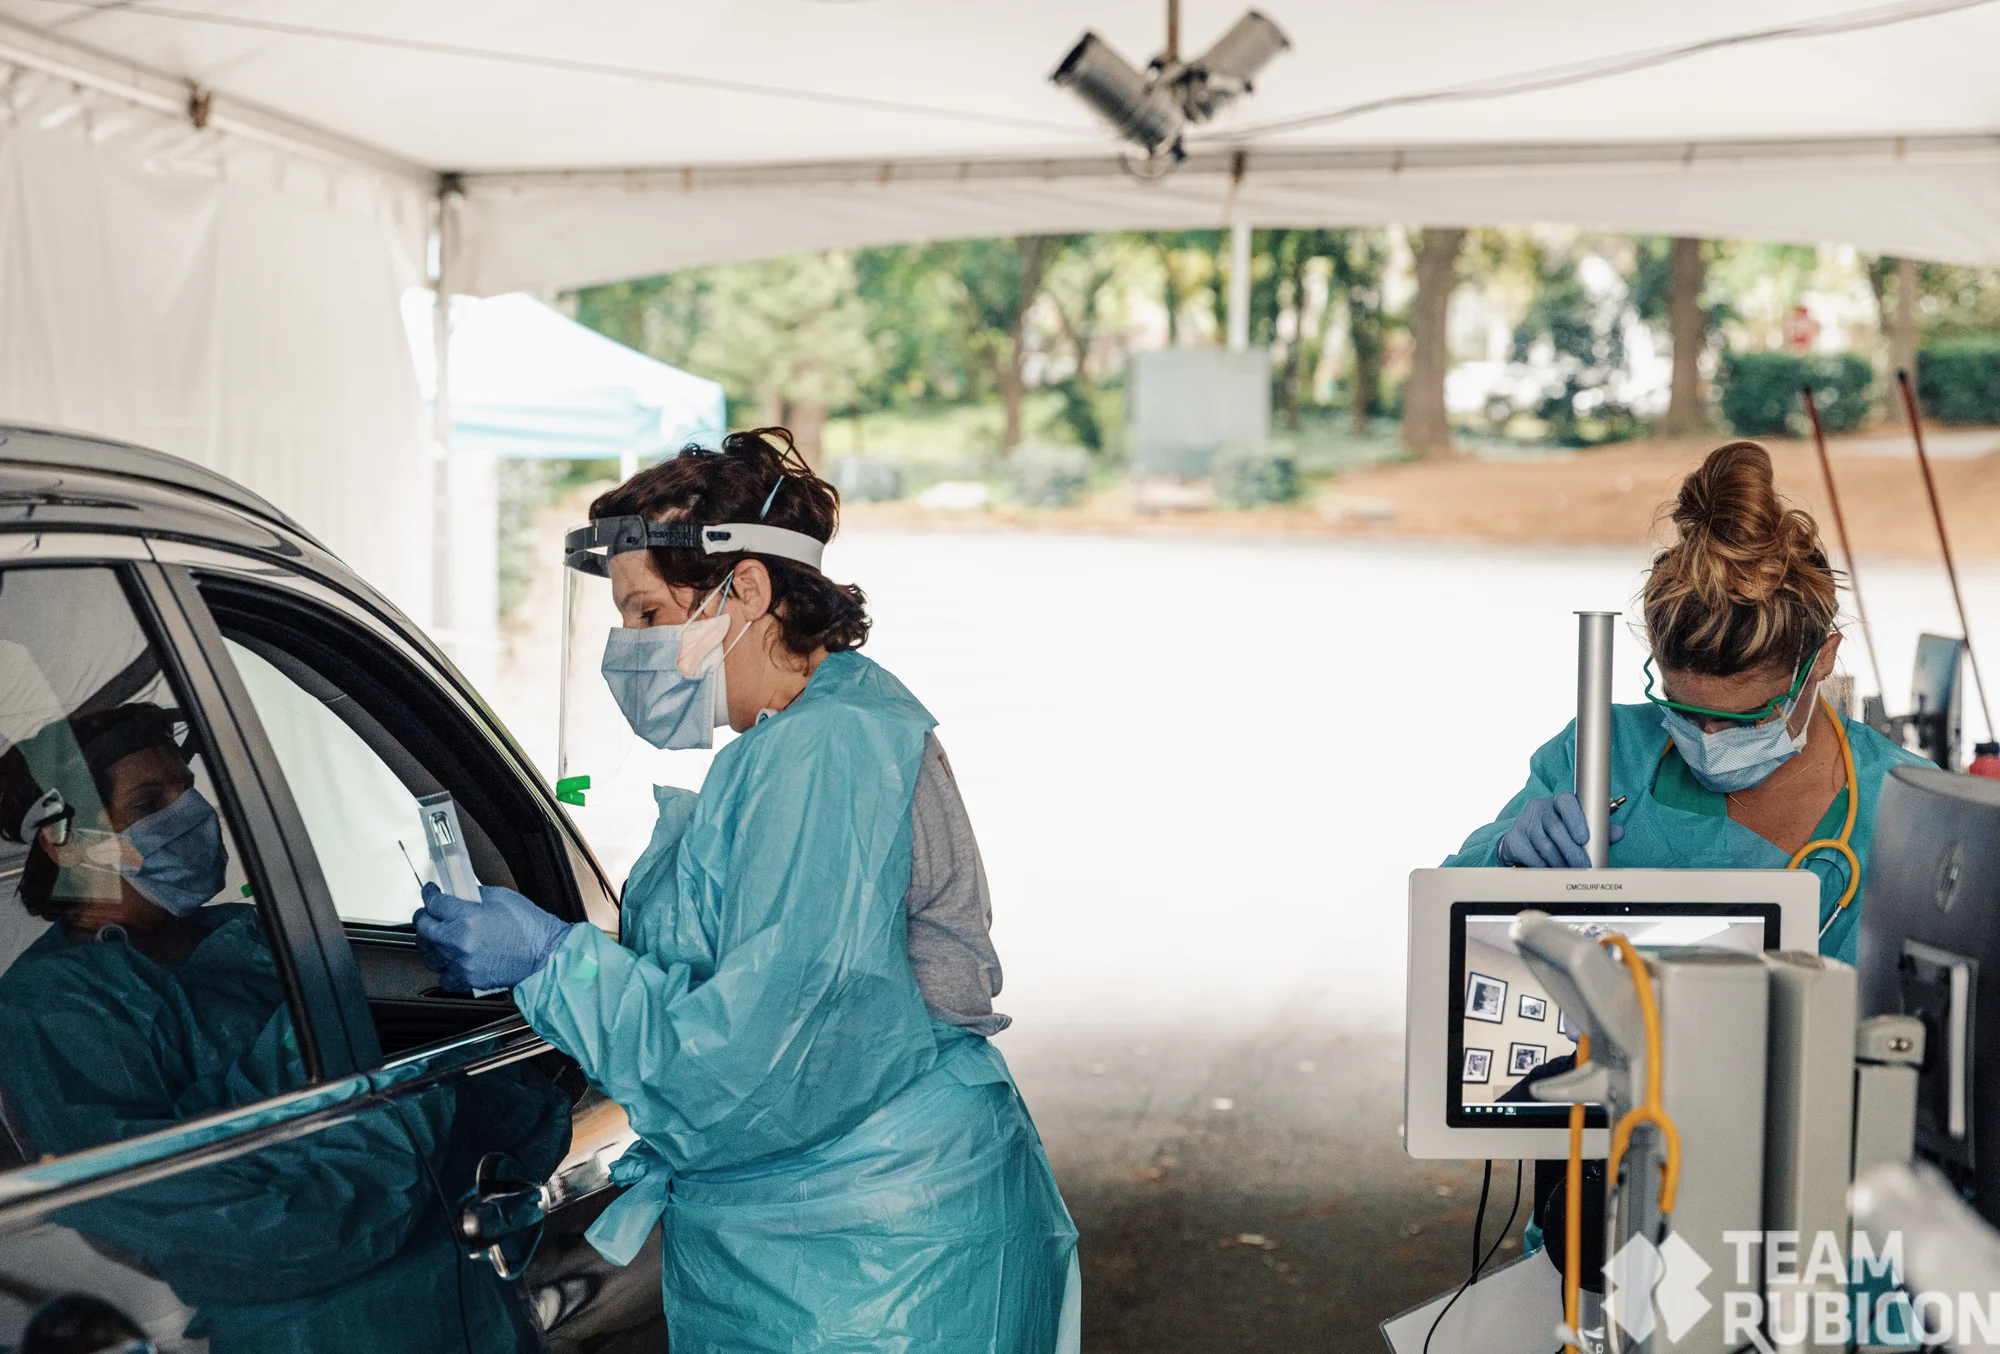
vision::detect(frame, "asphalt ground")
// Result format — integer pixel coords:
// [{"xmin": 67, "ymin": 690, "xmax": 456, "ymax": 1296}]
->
[{"xmin": 1004, "ymin": 1012, "xmax": 1526, "ymax": 1352}]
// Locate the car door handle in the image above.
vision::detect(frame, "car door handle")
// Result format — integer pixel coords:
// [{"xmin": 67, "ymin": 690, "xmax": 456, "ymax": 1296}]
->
[{"xmin": 459, "ymin": 1152, "xmax": 548, "ymax": 1280}]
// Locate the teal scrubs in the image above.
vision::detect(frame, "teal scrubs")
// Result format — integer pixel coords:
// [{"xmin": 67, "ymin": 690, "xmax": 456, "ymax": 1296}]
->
[{"xmin": 1444, "ymin": 702, "xmax": 1931, "ymax": 961}]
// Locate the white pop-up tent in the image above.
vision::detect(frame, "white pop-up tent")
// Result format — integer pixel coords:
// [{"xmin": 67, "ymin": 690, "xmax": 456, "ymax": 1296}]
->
[{"xmin": 0, "ymin": 1, "xmax": 1996, "ymax": 663}]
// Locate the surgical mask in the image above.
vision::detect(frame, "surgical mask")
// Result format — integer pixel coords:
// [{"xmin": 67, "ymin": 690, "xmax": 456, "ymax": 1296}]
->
[
  {"xmin": 1659, "ymin": 681, "xmax": 1818, "ymax": 794},
  {"xmin": 118, "ymin": 787, "xmax": 227, "ymax": 916},
  {"xmin": 601, "ymin": 581, "xmax": 748, "ymax": 751}
]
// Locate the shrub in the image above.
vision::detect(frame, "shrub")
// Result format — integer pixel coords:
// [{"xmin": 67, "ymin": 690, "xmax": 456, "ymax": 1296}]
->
[
  {"xmin": 1213, "ymin": 448, "xmax": 1301, "ymax": 507},
  {"xmin": 830, "ymin": 454, "xmax": 904, "ymax": 503},
  {"xmin": 1717, "ymin": 351, "xmax": 1874, "ymax": 437},
  {"xmin": 1917, "ymin": 340, "xmax": 2000, "ymax": 424},
  {"xmin": 1007, "ymin": 445, "xmax": 1091, "ymax": 508}
]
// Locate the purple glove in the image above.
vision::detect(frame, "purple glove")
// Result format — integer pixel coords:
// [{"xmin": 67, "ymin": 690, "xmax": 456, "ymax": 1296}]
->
[
  {"xmin": 1495, "ymin": 791, "xmax": 1624, "ymax": 869},
  {"xmin": 414, "ymin": 882, "xmax": 573, "ymax": 992}
]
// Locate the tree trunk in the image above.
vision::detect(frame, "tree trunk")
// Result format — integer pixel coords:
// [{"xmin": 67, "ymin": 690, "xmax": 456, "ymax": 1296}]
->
[
  {"xmin": 779, "ymin": 400, "xmax": 828, "ymax": 470},
  {"xmin": 1002, "ymin": 236, "xmax": 1057, "ymax": 452},
  {"xmin": 1661, "ymin": 237, "xmax": 1708, "ymax": 438},
  {"xmin": 1401, "ymin": 227, "xmax": 1465, "ymax": 458},
  {"xmin": 1280, "ymin": 251, "xmax": 1310, "ymax": 432},
  {"xmin": 1889, "ymin": 256, "xmax": 1920, "ymax": 388},
  {"xmin": 1349, "ymin": 300, "xmax": 1381, "ymax": 435}
]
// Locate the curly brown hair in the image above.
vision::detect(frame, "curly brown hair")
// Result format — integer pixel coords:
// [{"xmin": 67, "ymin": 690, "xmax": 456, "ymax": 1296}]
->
[
  {"xmin": 1643, "ymin": 441, "xmax": 1840, "ymax": 676},
  {"xmin": 589, "ymin": 427, "xmax": 870, "ymax": 656}
]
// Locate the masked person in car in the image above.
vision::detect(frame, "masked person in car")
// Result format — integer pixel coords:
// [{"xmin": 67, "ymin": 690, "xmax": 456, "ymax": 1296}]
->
[{"xmin": 0, "ymin": 702, "xmax": 554, "ymax": 1353}]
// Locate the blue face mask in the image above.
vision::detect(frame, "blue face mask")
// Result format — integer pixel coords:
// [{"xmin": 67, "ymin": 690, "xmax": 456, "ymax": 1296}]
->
[
  {"xmin": 118, "ymin": 786, "xmax": 227, "ymax": 917},
  {"xmin": 1658, "ymin": 685, "xmax": 1817, "ymax": 794},
  {"xmin": 601, "ymin": 582, "xmax": 740, "ymax": 751}
]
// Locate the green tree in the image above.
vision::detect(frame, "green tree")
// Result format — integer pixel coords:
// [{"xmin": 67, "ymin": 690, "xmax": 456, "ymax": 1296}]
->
[
  {"xmin": 686, "ymin": 252, "xmax": 878, "ymax": 467},
  {"xmin": 953, "ymin": 237, "xmax": 1063, "ymax": 451},
  {"xmin": 1128, "ymin": 230, "xmax": 1225, "ymax": 345},
  {"xmin": 1323, "ymin": 229, "xmax": 1392, "ymax": 433}
]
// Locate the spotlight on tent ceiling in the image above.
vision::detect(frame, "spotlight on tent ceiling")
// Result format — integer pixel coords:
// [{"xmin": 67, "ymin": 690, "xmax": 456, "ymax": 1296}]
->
[{"xmin": 1051, "ymin": 5, "xmax": 1289, "ymax": 169}]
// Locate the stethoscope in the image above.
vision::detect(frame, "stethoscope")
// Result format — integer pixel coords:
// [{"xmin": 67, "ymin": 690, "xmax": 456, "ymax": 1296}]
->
[
  {"xmin": 1789, "ymin": 697, "xmax": 1862, "ymax": 940},
  {"xmin": 1663, "ymin": 695, "xmax": 1862, "ymax": 940}
]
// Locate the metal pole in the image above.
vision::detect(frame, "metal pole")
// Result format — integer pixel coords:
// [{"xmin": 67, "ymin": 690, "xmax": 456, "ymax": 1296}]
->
[
  {"xmin": 1800, "ymin": 386, "xmax": 1887, "ymax": 698},
  {"xmin": 1898, "ymin": 369, "xmax": 1995, "ymax": 740},
  {"xmin": 1164, "ymin": 0, "xmax": 1180, "ymax": 62},
  {"xmin": 1226, "ymin": 218, "xmax": 1251, "ymax": 352},
  {"xmin": 1577, "ymin": 612, "xmax": 1618, "ymax": 868},
  {"xmin": 431, "ymin": 186, "xmax": 456, "ymax": 638}
]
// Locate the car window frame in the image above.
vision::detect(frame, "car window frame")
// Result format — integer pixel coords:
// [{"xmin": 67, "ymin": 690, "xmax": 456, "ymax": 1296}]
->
[{"xmin": 167, "ymin": 548, "xmax": 617, "ymax": 1069}]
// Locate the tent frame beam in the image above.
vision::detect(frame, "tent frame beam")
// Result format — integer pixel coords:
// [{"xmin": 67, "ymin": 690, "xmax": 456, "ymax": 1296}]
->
[
  {"xmin": 0, "ymin": 14, "xmax": 433, "ymax": 187},
  {"xmin": 456, "ymin": 133, "xmax": 2000, "ymax": 198}
]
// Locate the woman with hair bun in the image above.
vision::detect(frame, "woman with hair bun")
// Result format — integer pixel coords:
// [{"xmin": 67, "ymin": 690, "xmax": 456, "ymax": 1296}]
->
[
  {"xmin": 1446, "ymin": 440, "xmax": 1929, "ymax": 962},
  {"xmin": 417, "ymin": 429, "xmax": 1079, "ymax": 1351}
]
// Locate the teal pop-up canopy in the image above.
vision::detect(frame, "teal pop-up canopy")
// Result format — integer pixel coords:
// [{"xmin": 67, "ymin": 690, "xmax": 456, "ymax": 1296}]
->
[{"xmin": 404, "ymin": 290, "xmax": 724, "ymax": 467}]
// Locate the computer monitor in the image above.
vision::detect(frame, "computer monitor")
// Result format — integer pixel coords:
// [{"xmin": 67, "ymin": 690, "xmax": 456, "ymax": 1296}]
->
[
  {"xmin": 1406, "ymin": 868, "xmax": 1819, "ymax": 1159},
  {"xmin": 1857, "ymin": 765, "xmax": 2000, "ymax": 1223}
]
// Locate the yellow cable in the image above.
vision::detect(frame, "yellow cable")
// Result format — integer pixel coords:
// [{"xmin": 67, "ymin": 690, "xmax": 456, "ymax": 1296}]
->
[
  {"xmin": 1788, "ymin": 697, "xmax": 1861, "ymax": 920},
  {"xmin": 1600, "ymin": 933, "xmax": 1682, "ymax": 1214},
  {"xmin": 1563, "ymin": 1032, "xmax": 1590, "ymax": 1354}
]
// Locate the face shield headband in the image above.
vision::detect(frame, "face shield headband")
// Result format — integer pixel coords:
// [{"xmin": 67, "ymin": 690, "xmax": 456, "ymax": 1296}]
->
[{"xmin": 563, "ymin": 517, "xmax": 826, "ymax": 577}]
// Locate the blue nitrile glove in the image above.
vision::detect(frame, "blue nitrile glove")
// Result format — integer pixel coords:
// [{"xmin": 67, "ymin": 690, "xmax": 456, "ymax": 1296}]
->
[
  {"xmin": 415, "ymin": 882, "xmax": 574, "ymax": 992},
  {"xmin": 1495, "ymin": 791, "xmax": 1624, "ymax": 869}
]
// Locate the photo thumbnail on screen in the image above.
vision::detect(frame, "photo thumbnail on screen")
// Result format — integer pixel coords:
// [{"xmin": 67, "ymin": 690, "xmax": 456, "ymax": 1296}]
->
[{"xmin": 1456, "ymin": 911, "xmax": 1768, "ymax": 1121}]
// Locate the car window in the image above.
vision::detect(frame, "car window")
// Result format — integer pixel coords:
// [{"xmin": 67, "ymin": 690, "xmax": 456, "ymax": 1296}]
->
[
  {"xmin": 197, "ymin": 576, "xmax": 587, "ymax": 1057},
  {"xmin": 0, "ymin": 565, "xmax": 301, "ymax": 1163},
  {"xmin": 225, "ymin": 640, "xmax": 448, "ymax": 926}
]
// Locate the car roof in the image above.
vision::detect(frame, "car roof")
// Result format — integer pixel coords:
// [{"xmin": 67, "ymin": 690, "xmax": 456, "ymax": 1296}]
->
[{"xmin": 0, "ymin": 423, "xmax": 315, "ymax": 542}]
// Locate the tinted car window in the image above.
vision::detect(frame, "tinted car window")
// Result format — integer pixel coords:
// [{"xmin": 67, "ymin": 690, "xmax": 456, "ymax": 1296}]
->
[
  {"xmin": 225, "ymin": 638, "xmax": 473, "ymax": 927},
  {"xmin": 200, "ymin": 577, "xmax": 578, "ymax": 1056},
  {"xmin": 0, "ymin": 566, "xmax": 294, "ymax": 1159}
]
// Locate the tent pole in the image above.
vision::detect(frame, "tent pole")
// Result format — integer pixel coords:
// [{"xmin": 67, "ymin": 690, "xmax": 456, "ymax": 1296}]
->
[
  {"xmin": 432, "ymin": 184, "xmax": 457, "ymax": 637},
  {"xmin": 1227, "ymin": 219, "xmax": 1251, "ymax": 352},
  {"xmin": 1898, "ymin": 368, "xmax": 1995, "ymax": 741},
  {"xmin": 1800, "ymin": 385, "xmax": 1886, "ymax": 698}
]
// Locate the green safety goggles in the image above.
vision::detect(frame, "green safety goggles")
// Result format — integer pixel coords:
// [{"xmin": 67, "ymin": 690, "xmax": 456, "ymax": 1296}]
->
[{"xmin": 1642, "ymin": 639, "xmax": 1825, "ymax": 728}]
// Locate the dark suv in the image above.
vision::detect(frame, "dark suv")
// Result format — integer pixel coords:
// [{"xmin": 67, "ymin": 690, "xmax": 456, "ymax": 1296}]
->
[{"xmin": 0, "ymin": 426, "xmax": 661, "ymax": 1353}]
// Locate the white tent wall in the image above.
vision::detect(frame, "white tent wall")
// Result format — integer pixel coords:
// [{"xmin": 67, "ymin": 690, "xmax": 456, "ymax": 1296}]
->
[
  {"xmin": 456, "ymin": 137, "xmax": 2000, "ymax": 296},
  {"xmin": 0, "ymin": 64, "xmax": 435, "ymax": 622}
]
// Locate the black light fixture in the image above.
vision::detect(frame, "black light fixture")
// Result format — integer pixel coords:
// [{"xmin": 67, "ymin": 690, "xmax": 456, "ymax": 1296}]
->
[{"xmin": 1051, "ymin": 3, "xmax": 1290, "ymax": 166}]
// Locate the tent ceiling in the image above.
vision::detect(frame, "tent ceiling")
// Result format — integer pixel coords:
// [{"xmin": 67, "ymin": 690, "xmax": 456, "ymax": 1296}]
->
[
  {"xmin": 2, "ymin": 0, "xmax": 1995, "ymax": 168},
  {"xmin": 3, "ymin": 1, "xmax": 1998, "ymax": 286}
]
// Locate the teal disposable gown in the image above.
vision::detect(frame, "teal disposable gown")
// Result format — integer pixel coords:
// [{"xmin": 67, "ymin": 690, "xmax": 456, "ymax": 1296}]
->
[
  {"xmin": 1443, "ymin": 703, "xmax": 1932, "ymax": 962},
  {"xmin": 516, "ymin": 650, "xmax": 1080, "ymax": 1353}
]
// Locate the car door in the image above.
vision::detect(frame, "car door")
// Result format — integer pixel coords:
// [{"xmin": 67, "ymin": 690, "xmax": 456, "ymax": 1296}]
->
[
  {"xmin": 0, "ymin": 539, "xmax": 479, "ymax": 1354},
  {"xmin": 155, "ymin": 542, "xmax": 666, "ymax": 1353}
]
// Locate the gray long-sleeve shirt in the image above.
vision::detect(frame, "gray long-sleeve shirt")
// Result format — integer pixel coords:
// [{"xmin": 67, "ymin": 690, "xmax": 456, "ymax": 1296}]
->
[{"xmin": 904, "ymin": 734, "xmax": 1008, "ymax": 1036}]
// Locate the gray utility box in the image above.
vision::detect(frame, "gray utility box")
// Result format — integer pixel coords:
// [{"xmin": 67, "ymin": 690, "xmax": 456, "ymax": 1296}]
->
[{"xmin": 1129, "ymin": 347, "xmax": 1270, "ymax": 478}]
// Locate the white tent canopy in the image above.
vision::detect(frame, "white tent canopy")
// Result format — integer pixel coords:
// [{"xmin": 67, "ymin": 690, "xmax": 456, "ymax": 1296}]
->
[
  {"xmin": 0, "ymin": 0, "xmax": 1996, "ymax": 647},
  {"xmin": 3, "ymin": 0, "xmax": 1996, "ymax": 290}
]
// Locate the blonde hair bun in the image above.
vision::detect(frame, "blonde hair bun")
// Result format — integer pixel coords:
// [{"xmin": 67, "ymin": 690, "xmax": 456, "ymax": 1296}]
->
[{"xmin": 1645, "ymin": 441, "xmax": 1838, "ymax": 676}]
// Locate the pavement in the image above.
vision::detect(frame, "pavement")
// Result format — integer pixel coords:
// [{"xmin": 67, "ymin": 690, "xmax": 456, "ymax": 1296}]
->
[{"xmin": 1005, "ymin": 1013, "xmax": 1522, "ymax": 1352}]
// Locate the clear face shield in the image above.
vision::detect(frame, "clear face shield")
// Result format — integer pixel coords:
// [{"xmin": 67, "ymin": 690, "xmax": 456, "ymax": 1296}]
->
[{"xmin": 556, "ymin": 515, "xmax": 826, "ymax": 883}]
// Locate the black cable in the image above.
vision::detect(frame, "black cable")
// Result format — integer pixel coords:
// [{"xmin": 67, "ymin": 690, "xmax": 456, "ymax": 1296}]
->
[
  {"xmin": 1423, "ymin": 1159, "xmax": 1525, "ymax": 1354},
  {"xmin": 1425, "ymin": 1160, "xmax": 1492, "ymax": 1354}
]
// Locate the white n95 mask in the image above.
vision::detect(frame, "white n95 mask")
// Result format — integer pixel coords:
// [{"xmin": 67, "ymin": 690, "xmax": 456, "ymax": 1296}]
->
[{"xmin": 601, "ymin": 581, "xmax": 745, "ymax": 750}]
